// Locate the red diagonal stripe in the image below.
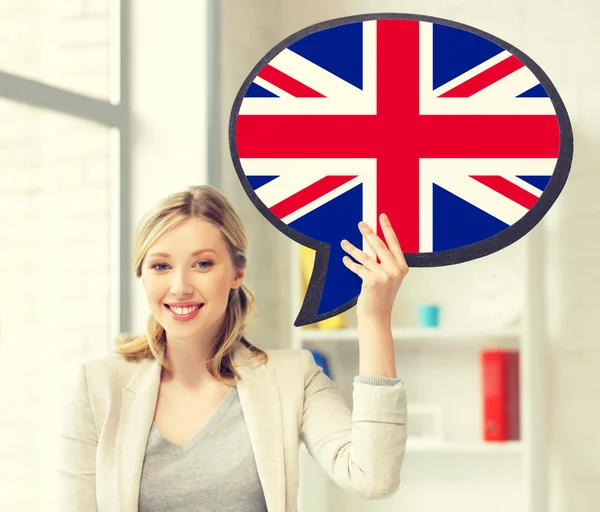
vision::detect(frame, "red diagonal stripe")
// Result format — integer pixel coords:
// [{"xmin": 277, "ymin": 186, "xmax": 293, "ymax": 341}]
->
[
  {"xmin": 439, "ymin": 55, "xmax": 525, "ymax": 98},
  {"xmin": 270, "ymin": 175, "xmax": 357, "ymax": 219},
  {"xmin": 470, "ymin": 175, "xmax": 539, "ymax": 209},
  {"xmin": 257, "ymin": 64, "xmax": 325, "ymax": 98}
]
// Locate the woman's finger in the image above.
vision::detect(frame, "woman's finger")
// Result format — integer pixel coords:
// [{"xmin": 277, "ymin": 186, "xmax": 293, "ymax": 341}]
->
[
  {"xmin": 379, "ymin": 213, "xmax": 408, "ymax": 269},
  {"xmin": 340, "ymin": 239, "xmax": 380, "ymax": 274},
  {"xmin": 342, "ymin": 255, "xmax": 369, "ymax": 280},
  {"xmin": 358, "ymin": 221, "xmax": 397, "ymax": 270}
]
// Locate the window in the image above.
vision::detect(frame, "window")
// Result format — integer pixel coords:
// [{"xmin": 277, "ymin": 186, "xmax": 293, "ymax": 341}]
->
[
  {"xmin": 0, "ymin": 99, "xmax": 114, "ymax": 510},
  {"xmin": 0, "ymin": 0, "xmax": 113, "ymax": 100}
]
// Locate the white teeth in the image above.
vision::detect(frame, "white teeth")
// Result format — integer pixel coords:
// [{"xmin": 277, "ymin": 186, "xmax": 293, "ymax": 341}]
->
[{"xmin": 170, "ymin": 305, "xmax": 199, "ymax": 315}]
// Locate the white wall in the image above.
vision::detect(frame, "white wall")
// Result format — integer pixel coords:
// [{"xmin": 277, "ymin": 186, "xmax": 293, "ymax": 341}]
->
[
  {"xmin": 129, "ymin": 0, "xmax": 210, "ymax": 335},
  {"xmin": 219, "ymin": 0, "xmax": 296, "ymax": 351}
]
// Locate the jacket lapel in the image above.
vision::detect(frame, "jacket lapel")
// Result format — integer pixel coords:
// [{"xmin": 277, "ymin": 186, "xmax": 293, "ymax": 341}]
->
[
  {"xmin": 234, "ymin": 346, "xmax": 286, "ymax": 511},
  {"xmin": 115, "ymin": 356, "xmax": 162, "ymax": 512},
  {"xmin": 114, "ymin": 344, "xmax": 285, "ymax": 512}
]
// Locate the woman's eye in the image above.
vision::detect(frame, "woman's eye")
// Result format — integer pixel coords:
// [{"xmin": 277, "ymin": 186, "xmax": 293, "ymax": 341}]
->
[{"xmin": 151, "ymin": 261, "xmax": 213, "ymax": 271}]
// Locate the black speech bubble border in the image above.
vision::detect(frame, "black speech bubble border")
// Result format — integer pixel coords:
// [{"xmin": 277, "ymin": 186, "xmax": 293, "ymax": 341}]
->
[{"xmin": 228, "ymin": 12, "xmax": 574, "ymax": 327}]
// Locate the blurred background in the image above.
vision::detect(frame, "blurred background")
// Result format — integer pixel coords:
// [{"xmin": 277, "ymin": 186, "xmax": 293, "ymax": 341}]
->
[{"xmin": 0, "ymin": 0, "xmax": 598, "ymax": 511}]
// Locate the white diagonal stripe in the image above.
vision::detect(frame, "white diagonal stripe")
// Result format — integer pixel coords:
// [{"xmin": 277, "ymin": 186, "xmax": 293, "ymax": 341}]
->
[
  {"xmin": 432, "ymin": 51, "xmax": 513, "ymax": 97},
  {"xmin": 473, "ymin": 66, "xmax": 541, "ymax": 100},
  {"xmin": 501, "ymin": 175, "xmax": 543, "ymax": 197},
  {"xmin": 270, "ymin": 48, "xmax": 362, "ymax": 99},
  {"xmin": 253, "ymin": 76, "xmax": 293, "ymax": 98},
  {"xmin": 419, "ymin": 21, "xmax": 555, "ymax": 115},
  {"xmin": 434, "ymin": 173, "xmax": 528, "ymax": 225},
  {"xmin": 240, "ymin": 21, "xmax": 376, "ymax": 115},
  {"xmin": 280, "ymin": 176, "xmax": 364, "ymax": 225},
  {"xmin": 241, "ymin": 158, "xmax": 377, "ymax": 209},
  {"xmin": 419, "ymin": 158, "xmax": 556, "ymax": 227}
]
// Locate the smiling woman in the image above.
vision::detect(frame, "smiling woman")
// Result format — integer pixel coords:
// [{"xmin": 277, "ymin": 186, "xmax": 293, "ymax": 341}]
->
[
  {"xmin": 57, "ymin": 184, "xmax": 409, "ymax": 512},
  {"xmin": 116, "ymin": 185, "xmax": 267, "ymax": 382}
]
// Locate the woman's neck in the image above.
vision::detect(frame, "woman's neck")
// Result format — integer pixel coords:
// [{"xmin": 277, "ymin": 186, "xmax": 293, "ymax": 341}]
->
[{"xmin": 161, "ymin": 338, "xmax": 217, "ymax": 389}]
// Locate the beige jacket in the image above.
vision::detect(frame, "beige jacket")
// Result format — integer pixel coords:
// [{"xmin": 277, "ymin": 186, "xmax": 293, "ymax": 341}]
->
[{"xmin": 58, "ymin": 342, "xmax": 407, "ymax": 512}]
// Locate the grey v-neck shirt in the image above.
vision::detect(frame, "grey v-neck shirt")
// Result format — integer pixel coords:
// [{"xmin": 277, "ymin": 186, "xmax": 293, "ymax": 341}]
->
[
  {"xmin": 138, "ymin": 375, "xmax": 399, "ymax": 511},
  {"xmin": 138, "ymin": 385, "xmax": 268, "ymax": 512}
]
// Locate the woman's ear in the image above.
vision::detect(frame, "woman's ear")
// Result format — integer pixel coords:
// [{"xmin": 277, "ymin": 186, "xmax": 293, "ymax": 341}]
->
[{"xmin": 231, "ymin": 268, "xmax": 244, "ymax": 290}]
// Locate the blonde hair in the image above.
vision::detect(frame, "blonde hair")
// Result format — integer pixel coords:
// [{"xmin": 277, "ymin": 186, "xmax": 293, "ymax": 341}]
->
[{"xmin": 114, "ymin": 184, "xmax": 268, "ymax": 384}]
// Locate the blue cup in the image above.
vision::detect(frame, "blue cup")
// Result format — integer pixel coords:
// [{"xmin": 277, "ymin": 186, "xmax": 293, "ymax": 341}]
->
[{"xmin": 418, "ymin": 304, "xmax": 440, "ymax": 328}]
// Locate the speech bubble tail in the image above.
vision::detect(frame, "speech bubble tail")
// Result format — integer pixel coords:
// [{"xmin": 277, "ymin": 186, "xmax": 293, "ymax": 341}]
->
[
  {"xmin": 293, "ymin": 242, "xmax": 362, "ymax": 327},
  {"xmin": 294, "ymin": 297, "xmax": 358, "ymax": 327}
]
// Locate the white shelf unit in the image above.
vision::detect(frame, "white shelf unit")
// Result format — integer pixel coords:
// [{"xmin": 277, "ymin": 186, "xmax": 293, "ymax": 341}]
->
[
  {"xmin": 299, "ymin": 326, "xmax": 521, "ymax": 344},
  {"xmin": 406, "ymin": 439, "xmax": 522, "ymax": 453},
  {"xmin": 291, "ymin": 224, "xmax": 548, "ymax": 512}
]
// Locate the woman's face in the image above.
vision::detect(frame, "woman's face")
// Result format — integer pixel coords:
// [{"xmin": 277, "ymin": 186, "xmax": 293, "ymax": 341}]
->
[{"xmin": 141, "ymin": 218, "xmax": 243, "ymax": 346}]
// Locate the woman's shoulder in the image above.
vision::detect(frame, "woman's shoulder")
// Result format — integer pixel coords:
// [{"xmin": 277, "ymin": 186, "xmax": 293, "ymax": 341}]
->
[
  {"xmin": 79, "ymin": 353, "xmax": 151, "ymax": 390},
  {"xmin": 251, "ymin": 348, "xmax": 327, "ymax": 390},
  {"xmin": 262, "ymin": 346, "xmax": 308, "ymax": 360},
  {"xmin": 260, "ymin": 347, "xmax": 319, "ymax": 374},
  {"xmin": 83, "ymin": 352, "xmax": 146, "ymax": 370}
]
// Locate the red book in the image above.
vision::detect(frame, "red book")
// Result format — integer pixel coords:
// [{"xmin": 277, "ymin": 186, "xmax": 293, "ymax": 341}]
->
[{"xmin": 481, "ymin": 350, "xmax": 520, "ymax": 441}]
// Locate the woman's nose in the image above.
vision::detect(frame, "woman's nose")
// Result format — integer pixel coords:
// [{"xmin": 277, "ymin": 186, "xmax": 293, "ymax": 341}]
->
[{"xmin": 169, "ymin": 270, "xmax": 193, "ymax": 297}]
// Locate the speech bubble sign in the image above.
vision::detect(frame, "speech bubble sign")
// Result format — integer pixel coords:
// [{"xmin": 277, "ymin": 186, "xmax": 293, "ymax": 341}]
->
[{"xmin": 229, "ymin": 13, "xmax": 573, "ymax": 327}]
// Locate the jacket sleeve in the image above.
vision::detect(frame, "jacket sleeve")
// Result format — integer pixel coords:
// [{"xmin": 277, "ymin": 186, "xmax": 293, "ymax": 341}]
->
[
  {"xmin": 57, "ymin": 363, "xmax": 99, "ymax": 512},
  {"xmin": 298, "ymin": 349, "xmax": 407, "ymax": 499}
]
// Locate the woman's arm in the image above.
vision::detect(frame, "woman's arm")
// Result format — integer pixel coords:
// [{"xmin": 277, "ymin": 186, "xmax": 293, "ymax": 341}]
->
[
  {"xmin": 341, "ymin": 214, "xmax": 408, "ymax": 378},
  {"xmin": 57, "ymin": 364, "xmax": 99, "ymax": 512},
  {"xmin": 300, "ymin": 214, "xmax": 409, "ymax": 499},
  {"xmin": 299, "ymin": 350, "xmax": 407, "ymax": 499}
]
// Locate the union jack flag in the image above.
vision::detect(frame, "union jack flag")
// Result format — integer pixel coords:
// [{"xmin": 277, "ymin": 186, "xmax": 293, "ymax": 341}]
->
[{"xmin": 231, "ymin": 17, "xmax": 565, "ymax": 323}]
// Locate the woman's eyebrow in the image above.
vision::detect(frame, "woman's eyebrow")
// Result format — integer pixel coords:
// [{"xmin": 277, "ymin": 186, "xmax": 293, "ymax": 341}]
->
[{"xmin": 148, "ymin": 249, "xmax": 218, "ymax": 258}]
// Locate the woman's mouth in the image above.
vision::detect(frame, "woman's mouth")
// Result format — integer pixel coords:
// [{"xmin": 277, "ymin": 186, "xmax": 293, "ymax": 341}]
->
[{"xmin": 164, "ymin": 304, "xmax": 203, "ymax": 321}]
